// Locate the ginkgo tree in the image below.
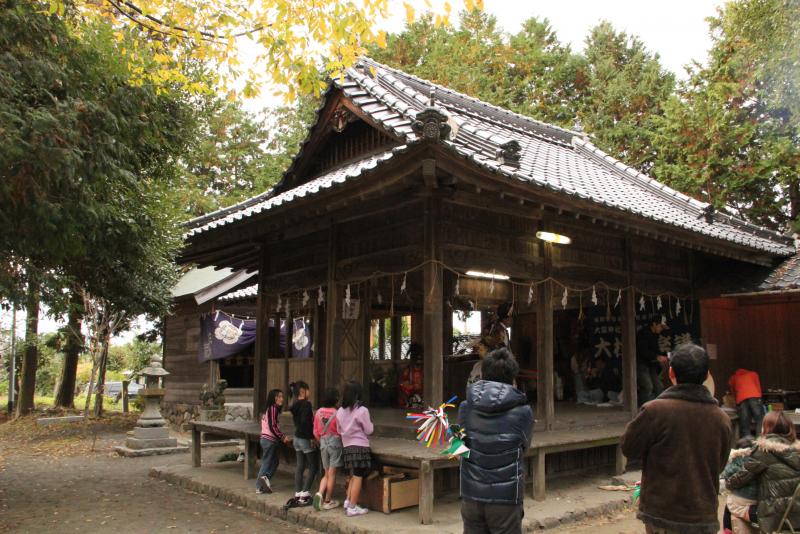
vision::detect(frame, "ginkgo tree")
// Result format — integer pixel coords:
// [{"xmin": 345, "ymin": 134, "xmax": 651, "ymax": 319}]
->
[{"xmin": 47, "ymin": 0, "xmax": 460, "ymax": 98}]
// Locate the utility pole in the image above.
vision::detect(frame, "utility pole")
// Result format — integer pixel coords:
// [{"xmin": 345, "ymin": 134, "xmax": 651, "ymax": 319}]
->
[{"xmin": 8, "ymin": 305, "xmax": 17, "ymax": 415}]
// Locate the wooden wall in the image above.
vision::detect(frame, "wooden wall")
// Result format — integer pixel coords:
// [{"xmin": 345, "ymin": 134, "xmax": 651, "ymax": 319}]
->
[{"xmin": 701, "ymin": 293, "xmax": 800, "ymax": 395}]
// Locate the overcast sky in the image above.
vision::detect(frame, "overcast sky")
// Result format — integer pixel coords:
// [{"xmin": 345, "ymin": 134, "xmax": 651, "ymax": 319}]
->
[{"xmin": 1, "ymin": 0, "xmax": 725, "ymax": 344}]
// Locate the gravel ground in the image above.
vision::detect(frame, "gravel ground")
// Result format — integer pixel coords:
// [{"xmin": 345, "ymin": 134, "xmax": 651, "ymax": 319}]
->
[{"xmin": 0, "ymin": 422, "xmax": 311, "ymax": 534}]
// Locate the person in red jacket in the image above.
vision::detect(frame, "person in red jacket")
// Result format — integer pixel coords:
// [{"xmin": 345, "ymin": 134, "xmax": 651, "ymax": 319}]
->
[{"xmin": 728, "ymin": 368, "xmax": 763, "ymax": 438}]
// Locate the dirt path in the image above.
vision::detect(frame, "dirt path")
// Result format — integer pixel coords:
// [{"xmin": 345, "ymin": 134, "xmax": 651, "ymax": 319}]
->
[
  {"xmin": 0, "ymin": 412, "xmax": 660, "ymax": 534},
  {"xmin": 0, "ymin": 416, "xmax": 310, "ymax": 534}
]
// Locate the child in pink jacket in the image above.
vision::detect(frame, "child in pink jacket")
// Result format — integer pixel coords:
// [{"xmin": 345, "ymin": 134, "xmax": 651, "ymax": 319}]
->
[
  {"xmin": 336, "ymin": 381, "xmax": 373, "ymax": 517},
  {"xmin": 312, "ymin": 387, "xmax": 343, "ymax": 511}
]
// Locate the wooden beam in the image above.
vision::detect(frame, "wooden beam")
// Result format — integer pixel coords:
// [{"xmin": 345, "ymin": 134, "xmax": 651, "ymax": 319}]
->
[
  {"xmin": 252, "ymin": 248, "xmax": 268, "ymax": 420},
  {"xmin": 324, "ymin": 225, "xmax": 339, "ymax": 391},
  {"xmin": 284, "ymin": 309, "xmax": 292, "ymax": 394},
  {"xmin": 423, "ymin": 196, "xmax": 444, "ymax": 407},
  {"xmin": 361, "ymin": 285, "xmax": 372, "ymax": 404},
  {"xmin": 378, "ymin": 318, "xmax": 386, "ymax": 360},
  {"xmin": 536, "ymin": 240, "xmax": 555, "ymax": 431},
  {"xmin": 621, "ymin": 238, "xmax": 639, "ymax": 417}
]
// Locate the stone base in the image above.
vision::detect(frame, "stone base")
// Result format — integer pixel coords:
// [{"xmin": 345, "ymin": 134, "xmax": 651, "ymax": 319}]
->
[
  {"xmin": 131, "ymin": 426, "xmax": 170, "ymax": 440},
  {"xmin": 37, "ymin": 416, "xmax": 84, "ymax": 426},
  {"xmin": 199, "ymin": 409, "xmax": 225, "ymax": 422},
  {"xmin": 115, "ymin": 444, "xmax": 189, "ymax": 458},
  {"xmin": 127, "ymin": 436, "xmax": 179, "ymax": 449}
]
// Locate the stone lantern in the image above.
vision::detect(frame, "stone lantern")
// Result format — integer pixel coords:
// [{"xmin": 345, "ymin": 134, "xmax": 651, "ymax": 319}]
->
[{"xmin": 116, "ymin": 355, "xmax": 186, "ymax": 456}]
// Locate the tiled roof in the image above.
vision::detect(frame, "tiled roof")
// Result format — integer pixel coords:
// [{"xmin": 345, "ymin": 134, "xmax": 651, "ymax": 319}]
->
[
  {"xmin": 219, "ymin": 283, "xmax": 258, "ymax": 302},
  {"xmin": 185, "ymin": 58, "xmax": 794, "ymax": 257},
  {"xmin": 760, "ymin": 253, "xmax": 800, "ymax": 291},
  {"xmin": 186, "ymin": 146, "xmax": 406, "ymax": 237}
]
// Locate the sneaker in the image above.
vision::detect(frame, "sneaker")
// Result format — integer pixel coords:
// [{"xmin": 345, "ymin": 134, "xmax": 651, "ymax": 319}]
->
[
  {"xmin": 260, "ymin": 476, "xmax": 272, "ymax": 494},
  {"xmin": 256, "ymin": 487, "xmax": 265, "ymax": 495},
  {"xmin": 346, "ymin": 505, "xmax": 369, "ymax": 517},
  {"xmin": 236, "ymin": 452, "xmax": 245, "ymax": 462},
  {"xmin": 344, "ymin": 499, "xmax": 351, "ymax": 509},
  {"xmin": 322, "ymin": 500, "xmax": 340, "ymax": 510},
  {"xmin": 300, "ymin": 490, "xmax": 312, "ymax": 499},
  {"xmin": 312, "ymin": 492, "xmax": 323, "ymax": 511}
]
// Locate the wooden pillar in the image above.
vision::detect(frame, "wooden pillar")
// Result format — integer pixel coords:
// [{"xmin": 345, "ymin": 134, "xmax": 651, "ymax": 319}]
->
[
  {"xmin": 252, "ymin": 249, "xmax": 269, "ymax": 420},
  {"xmin": 391, "ymin": 315, "xmax": 402, "ymax": 360},
  {"xmin": 621, "ymin": 238, "xmax": 639, "ymax": 417},
  {"xmin": 361, "ymin": 285, "xmax": 372, "ymax": 403},
  {"xmin": 423, "ymin": 197, "xmax": 443, "ymax": 407},
  {"xmin": 536, "ymin": 279, "xmax": 555, "ymax": 430},
  {"xmin": 442, "ymin": 289, "xmax": 453, "ymax": 358},
  {"xmin": 312, "ymin": 301, "xmax": 322, "ymax": 403},
  {"xmin": 324, "ymin": 225, "xmax": 339, "ymax": 390},
  {"xmin": 378, "ymin": 319, "xmax": 386, "ymax": 360},
  {"xmin": 284, "ymin": 308, "xmax": 292, "ymax": 394}
]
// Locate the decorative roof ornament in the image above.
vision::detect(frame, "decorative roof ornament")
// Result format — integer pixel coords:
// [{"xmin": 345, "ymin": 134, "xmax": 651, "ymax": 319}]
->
[
  {"xmin": 412, "ymin": 88, "xmax": 451, "ymax": 141},
  {"xmin": 699, "ymin": 204, "xmax": 716, "ymax": 224},
  {"xmin": 496, "ymin": 139, "xmax": 521, "ymax": 166},
  {"xmin": 332, "ymin": 105, "xmax": 355, "ymax": 133}
]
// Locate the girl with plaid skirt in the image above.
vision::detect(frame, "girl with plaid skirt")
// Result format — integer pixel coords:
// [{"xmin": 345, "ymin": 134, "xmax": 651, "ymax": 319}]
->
[{"xmin": 336, "ymin": 381, "xmax": 374, "ymax": 517}]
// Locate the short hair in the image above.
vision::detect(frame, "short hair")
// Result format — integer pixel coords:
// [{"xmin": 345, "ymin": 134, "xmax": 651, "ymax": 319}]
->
[
  {"xmin": 669, "ymin": 343, "xmax": 709, "ymax": 385},
  {"xmin": 320, "ymin": 387, "xmax": 340, "ymax": 408},
  {"xmin": 497, "ymin": 302, "xmax": 513, "ymax": 320},
  {"xmin": 762, "ymin": 410, "xmax": 797, "ymax": 442},
  {"xmin": 266, "ymin": 388, "xmax": 283, "ymax": 411},
  {"xmin": 341, "ymin": 381, "xmax": 363, "ymax": 410},
  {"xmin": 481, "ymin": 347, "xmax": 519, "ymax": 385}
]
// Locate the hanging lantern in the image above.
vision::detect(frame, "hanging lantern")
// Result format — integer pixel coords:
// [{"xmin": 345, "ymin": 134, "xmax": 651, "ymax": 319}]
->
[{"xmin": 591, "ymin": 285, "xmax": 598, "ymax": 306}]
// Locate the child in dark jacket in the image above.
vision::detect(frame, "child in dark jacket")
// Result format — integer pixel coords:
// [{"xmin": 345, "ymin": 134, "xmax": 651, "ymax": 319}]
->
[
  {"xmin": 459, "ymin": 348, "xmax": 534, "ymax": 534},
  {"xmin": 290, "ymin": 381, "xmax": 318, "ymax": 503},
  {"xmin": 721, "ymin": 436, "xmax": 757, "ymax": 534}
]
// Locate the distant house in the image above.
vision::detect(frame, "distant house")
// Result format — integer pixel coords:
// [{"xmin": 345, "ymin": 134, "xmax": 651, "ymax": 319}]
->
[{"xmin": 700, "ymin": 251, "xmax": 800, "ymax": 400}]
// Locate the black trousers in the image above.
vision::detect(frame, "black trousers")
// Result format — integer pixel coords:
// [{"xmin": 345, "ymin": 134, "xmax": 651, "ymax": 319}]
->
[{"xmin": 461, "ymin": 499, "xmax": 523, "ymax": 534}]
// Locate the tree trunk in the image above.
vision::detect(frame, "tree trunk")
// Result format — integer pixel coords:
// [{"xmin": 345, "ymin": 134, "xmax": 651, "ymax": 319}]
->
[
  {"xmin": 54, "ymin": 302, "xmax": 83, "ymax": 408},
  {"xmin": 93, "ymin": 330, "xmax": 110, "ymax": 417},
  {"xmin": 16, "ymin": 280, "xmax": 40, "ymax": 417},
  {"xmin": 83, "ymin": 333, "xmax": 101, "ymax": 418}
]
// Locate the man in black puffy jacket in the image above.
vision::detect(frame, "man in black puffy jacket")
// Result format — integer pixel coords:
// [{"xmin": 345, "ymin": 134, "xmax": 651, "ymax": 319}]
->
[{"xmin": 459, "ymin": 348, "xmax": 534, "ymax": 534}]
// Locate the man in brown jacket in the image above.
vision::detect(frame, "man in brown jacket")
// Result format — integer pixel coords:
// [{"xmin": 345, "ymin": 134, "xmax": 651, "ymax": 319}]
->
[{"xmin": 622, "ymin": 343, "xmax": 731, "ymax": 534}]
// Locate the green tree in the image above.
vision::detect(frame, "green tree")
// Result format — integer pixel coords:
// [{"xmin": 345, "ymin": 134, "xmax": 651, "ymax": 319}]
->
[
  {"xmin": 0, "ymin": 3, "xmax": 192, "ymax": 415},
  {"xmin": 652, "ymin": 0, "xmax": 799, "ymax": 228},
  {"xmin": 176, "ymin": 95, "xmax": 319, "ymax": 216},
  {"xmin": 579, "ymin": 22, "xmax": 675, "ymax": 173}
]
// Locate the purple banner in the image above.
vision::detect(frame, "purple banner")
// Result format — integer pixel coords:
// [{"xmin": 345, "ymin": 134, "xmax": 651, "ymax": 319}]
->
[{"xmin": 198, "ymin": 311, "xmax": 257, "ymax": 362}]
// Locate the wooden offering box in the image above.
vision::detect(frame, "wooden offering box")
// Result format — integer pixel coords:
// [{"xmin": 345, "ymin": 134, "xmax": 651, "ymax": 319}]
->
[{"xmin": 363, "ymin": 466, "xmax": 420, "ymax": 514}]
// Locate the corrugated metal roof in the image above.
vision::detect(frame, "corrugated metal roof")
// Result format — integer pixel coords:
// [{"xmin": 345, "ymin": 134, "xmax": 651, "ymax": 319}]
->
[{"xmin": 184, "ymin": 57, "xmax": 794, "ymax": 257}]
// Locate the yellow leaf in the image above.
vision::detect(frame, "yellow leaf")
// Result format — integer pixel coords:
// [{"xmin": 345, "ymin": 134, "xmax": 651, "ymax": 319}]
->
[
  {"xmin": 403, "ymin": 1, "xmax": 415, "ymax": 24},
  {"xmin": 376, "ymin": 30, "xmax": 387, "ymax": 48},
  {"xmin": 465, "ymin": 0, "xmax": 475, "ymax": 11}
]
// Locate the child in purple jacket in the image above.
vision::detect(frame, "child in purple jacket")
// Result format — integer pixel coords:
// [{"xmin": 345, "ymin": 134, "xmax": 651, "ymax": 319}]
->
[{"xmin": 336, "ymin": 381, "xmax": 374, "ymax": 517}]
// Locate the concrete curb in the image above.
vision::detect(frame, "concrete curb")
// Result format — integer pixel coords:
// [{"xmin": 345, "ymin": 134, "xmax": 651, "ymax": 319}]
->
[{"xmin": 150, "ymin": 465, "xmax": 634, "ymax": 533}]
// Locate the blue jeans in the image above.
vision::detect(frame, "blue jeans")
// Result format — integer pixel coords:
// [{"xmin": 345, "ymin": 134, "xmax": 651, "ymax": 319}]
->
[
  {"xmin": 256, "ymin": 438, "xmax": 279, "ymax": 486},
  {"xmin": 738, "ymin": 397, "xmax": 764, "ymax": 437}
]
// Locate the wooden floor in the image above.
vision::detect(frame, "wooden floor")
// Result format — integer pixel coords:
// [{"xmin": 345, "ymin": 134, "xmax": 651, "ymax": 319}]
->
[{"xmin": 366, "ymin": 401, "xmax": 630, "ymax": 440}]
